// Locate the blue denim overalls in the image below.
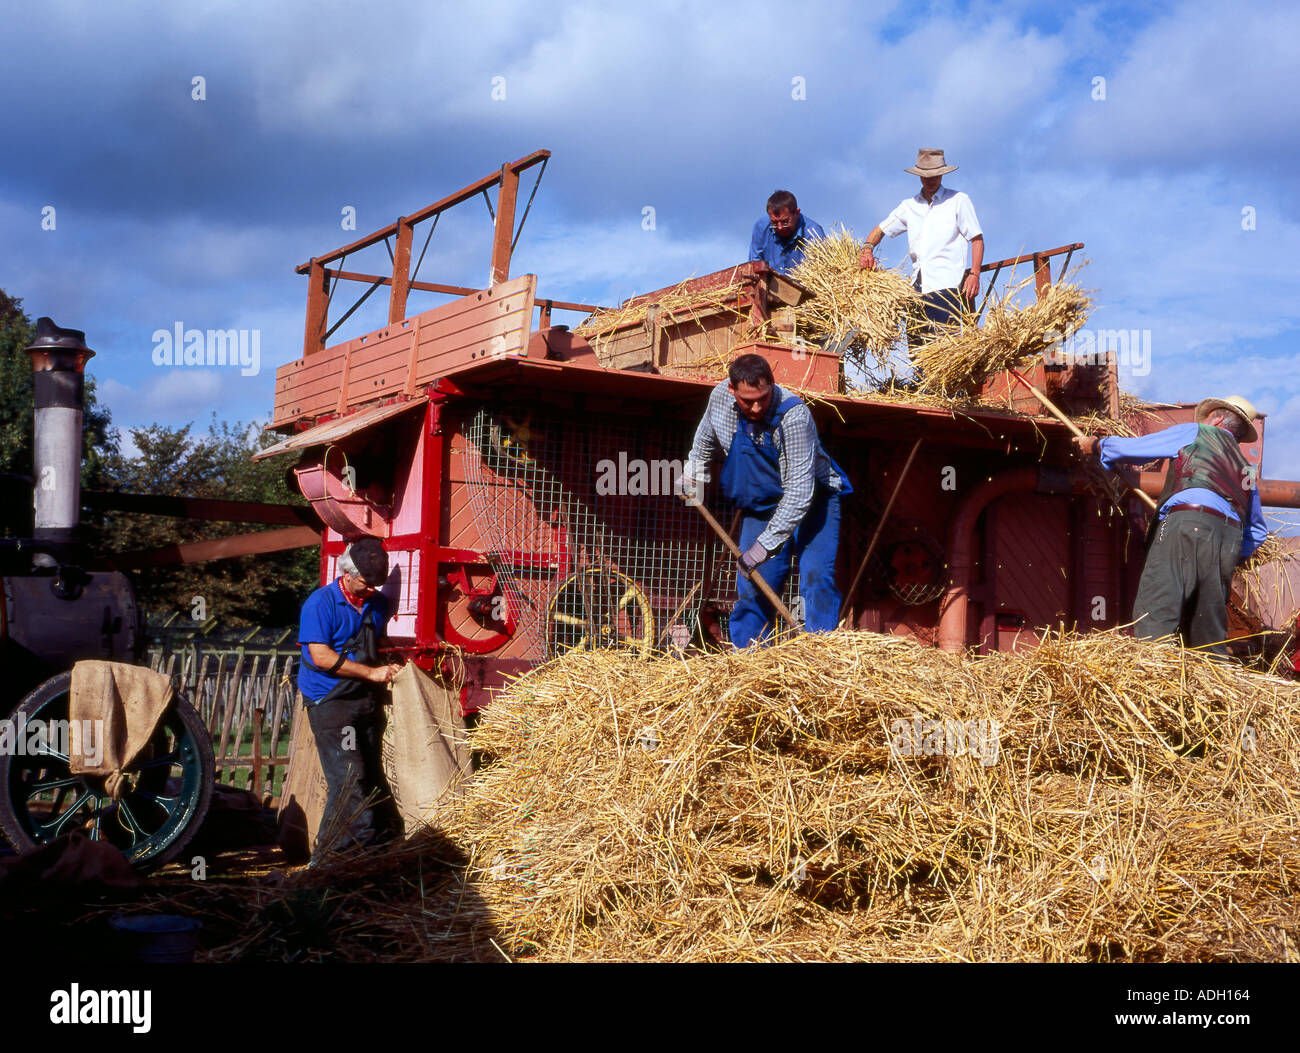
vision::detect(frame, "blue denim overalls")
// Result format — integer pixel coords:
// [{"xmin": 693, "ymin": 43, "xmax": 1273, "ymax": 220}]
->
[{"xmin": 720, "ymin": 395, "xmax": 849, "ymax": 647}]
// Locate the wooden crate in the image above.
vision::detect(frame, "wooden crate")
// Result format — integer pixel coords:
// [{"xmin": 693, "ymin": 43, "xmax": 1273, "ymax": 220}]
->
[{"xmin": 587, "ymin": 262, "xmax": 809, "ymax": 374}]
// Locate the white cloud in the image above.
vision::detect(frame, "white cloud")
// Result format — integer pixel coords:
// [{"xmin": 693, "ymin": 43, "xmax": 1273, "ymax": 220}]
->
[
  {"xmin": 5, "ymin": 0, "xmax": 1298, "ymax": 487},
  {"xmin": 1060, "ymin": 2, "xmax": 1300, "ymax": 169},
  {"xmin": 515, "ymin": 218, "xmax": 739, "ymax": 306}
]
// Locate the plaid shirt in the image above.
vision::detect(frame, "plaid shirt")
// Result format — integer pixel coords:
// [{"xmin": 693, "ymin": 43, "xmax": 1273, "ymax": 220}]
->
[{"xmin": 687, "ymin": 382, "xmax": 844, "ymax": 552}]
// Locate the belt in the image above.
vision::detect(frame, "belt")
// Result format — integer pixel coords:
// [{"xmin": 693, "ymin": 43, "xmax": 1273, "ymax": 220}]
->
[{"xmin": 1163, "ymin": 503, "xmax": 1235, "ymax": 524}]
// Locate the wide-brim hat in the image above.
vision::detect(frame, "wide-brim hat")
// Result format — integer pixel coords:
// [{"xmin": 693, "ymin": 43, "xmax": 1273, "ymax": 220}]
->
[
  {"xmin": 1195, "ymin": 395, "xmax": 1259, "ymax": 443},
  {"xmin": 905, "ymin": 148, "xmax": 958, "ymax": 176}
]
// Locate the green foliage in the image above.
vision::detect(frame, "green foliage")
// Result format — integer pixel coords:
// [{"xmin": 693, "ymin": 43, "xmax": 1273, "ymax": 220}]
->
[
  {"xmin": 2, "ymin": 285, "xmax": 316, "ymax": 626},
  {"xmin": 0, "ymin": 290, "xmax": 35, "ymax": 482},
  {"xmin": 95, "ymin": 416, "xmax": 319, "ymax": 627}
]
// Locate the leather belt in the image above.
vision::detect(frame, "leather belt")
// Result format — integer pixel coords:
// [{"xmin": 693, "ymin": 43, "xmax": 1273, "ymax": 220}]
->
[{"xmin": 1164, "ymin": 503, "xmax": 1233, "ymax": 523}]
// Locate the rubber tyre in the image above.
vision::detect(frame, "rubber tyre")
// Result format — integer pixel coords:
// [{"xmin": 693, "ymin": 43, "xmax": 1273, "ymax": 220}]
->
[{"xmin": 0, "ymin": 671, "xmax": 215, "ymax": 871}]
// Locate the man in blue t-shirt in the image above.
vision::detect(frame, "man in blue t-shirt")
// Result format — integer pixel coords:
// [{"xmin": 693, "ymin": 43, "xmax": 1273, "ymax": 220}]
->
[
  {"xmin": 749, "ymin": 190, "xmax": 825, "ymax": 275},
  {"xmin": 297, "ymin": 538, "xmax": 402, "ymax": 857}
]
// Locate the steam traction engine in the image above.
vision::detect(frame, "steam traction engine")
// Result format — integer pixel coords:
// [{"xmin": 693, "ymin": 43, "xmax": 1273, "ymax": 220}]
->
[
  {"xmin": 1, "ymin": 320, "xmax": 215, "ymax": 869},
  {"xmin": 262, "ymin": 150, "xmax": 1300, "ymax": 714}
]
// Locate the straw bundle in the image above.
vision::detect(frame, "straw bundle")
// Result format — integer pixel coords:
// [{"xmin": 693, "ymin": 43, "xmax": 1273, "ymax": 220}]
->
[
  {"xmin": 445, "ymin": 630, "xmax": 1300, "ymax": 962},
  {"xmin": 913, "ymin": 276, "xmax": 1093, "ymax": 396},
  {"xmin": 788, "ymin": 228, "xmax": 920, "ymax": 369},
  {"xmin": 1234, "ymin": 533, "xmax": 1300, "ymax": 673},
  {"xmin": 1239, "ymin": 532, "xmax": 1289, "ymax": 580}
]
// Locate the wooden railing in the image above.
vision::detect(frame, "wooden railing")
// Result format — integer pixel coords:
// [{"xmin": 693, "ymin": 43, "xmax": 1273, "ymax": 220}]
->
[{"xmin": 147, "ymin": 633, "xmax": 299, "ymax": 804}]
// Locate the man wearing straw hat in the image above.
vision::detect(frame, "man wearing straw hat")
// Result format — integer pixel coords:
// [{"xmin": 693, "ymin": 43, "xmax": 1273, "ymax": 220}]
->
[
  {"xmin": 680, "ymin": 353, "xmax": 851, "ymax": 647},
  {"xmin": 297, "ymin": 538, "xmax": 403, "ymax": 856},
  {"xmin": 859, "ymin": 149, "xmax": 984, "ymax": 357},
  {"xmin": 749, "ymin": 190, "xmax": 827, "ymax": 275},
  {"xmin": 1072, "ymin": 396, "xmax": 1268, "ymax": 659}
]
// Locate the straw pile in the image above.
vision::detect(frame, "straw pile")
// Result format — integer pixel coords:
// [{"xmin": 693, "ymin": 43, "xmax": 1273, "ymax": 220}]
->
[
  {"xmin": 788, "ymin": 228, "xmax": 920, "ymax": 369},
  {"xmin": 913, "ymin": 276, "xmax": 1093, "ymax": 396},
  {"xmin": 445, "ymin": 630, "xmax": 1300, "ymax": 961}
]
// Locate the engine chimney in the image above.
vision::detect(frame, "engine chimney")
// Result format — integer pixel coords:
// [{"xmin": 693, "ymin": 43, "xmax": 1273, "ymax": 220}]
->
[{"xmin": 25, "ymin": 317, "xmax": 94, "ymax": 548}]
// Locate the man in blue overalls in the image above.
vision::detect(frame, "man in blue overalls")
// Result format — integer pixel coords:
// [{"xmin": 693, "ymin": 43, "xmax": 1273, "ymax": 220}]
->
[
  {"xmin": 682, "ymin": 353, "xmax": 851, "ymax": 647},
  {"xmin": 297, "ymin": 538, "xmax": 402, "ymax": 855}
]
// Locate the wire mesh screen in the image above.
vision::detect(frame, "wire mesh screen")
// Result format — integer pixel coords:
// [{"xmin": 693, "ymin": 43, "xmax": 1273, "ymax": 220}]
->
[{"xmin": 461, "ymin": 404, "xmax": 802, "ymax": 659}]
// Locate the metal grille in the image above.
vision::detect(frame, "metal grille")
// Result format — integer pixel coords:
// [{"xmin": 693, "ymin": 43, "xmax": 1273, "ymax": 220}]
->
[{"xmin": 461, "ymin": 405, "xmax": 802, "ymax": 658}]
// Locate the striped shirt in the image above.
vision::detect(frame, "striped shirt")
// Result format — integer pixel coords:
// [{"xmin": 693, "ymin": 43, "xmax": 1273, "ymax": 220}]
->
[{"xmin": 687, "ymin": 382, "xmax": 844, "ymax": 552}]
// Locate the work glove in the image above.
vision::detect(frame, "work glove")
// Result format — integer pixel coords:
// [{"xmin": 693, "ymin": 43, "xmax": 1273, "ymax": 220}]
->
[
  {"xmin": 738, "ymin": 540, "xmax": 769, "ymax": 574},
  {"xmin": 676, "ymin": 469, "xmax": 702, "ymax": 504}
]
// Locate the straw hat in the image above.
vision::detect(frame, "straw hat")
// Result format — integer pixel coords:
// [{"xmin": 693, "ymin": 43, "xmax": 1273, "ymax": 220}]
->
[
  {"xmin": 1195, "ymin": 395, "xmax": 1259, "ymax": 443},
  {"xmin": 905, "ymin": 148, "xmax": 958, "ymax": 176}
]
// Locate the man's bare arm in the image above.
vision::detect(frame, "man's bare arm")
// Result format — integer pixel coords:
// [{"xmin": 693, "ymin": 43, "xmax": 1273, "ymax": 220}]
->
[
  {"xmin": 963, "ymin": 235, "xmax": 985, "ymax": 300},
  {"xmin": 307, "ymin": 642, "xmax": 401, "ymax": 684},
  {"xmin": 858, "ymin": 226, "xmax": 885, "ymax": 270}
]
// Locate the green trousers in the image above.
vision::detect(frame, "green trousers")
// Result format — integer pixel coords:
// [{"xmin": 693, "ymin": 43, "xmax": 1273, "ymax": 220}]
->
[{"xmin": 1132, "ymin": 508, "xmax": 1242, "ymax": 659}]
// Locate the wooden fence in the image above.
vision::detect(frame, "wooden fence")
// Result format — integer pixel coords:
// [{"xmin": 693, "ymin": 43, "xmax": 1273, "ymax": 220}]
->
[{"xmin": 147, "ymin": 642, "xmax": 299, "ymax": 803}]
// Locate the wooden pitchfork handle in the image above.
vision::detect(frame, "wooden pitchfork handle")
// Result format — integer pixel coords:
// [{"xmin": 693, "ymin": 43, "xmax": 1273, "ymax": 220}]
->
[
  {"xmin": 689, "ymin": 500, "xmax": 800, "ymax": 629},
  {"xmin": 1009, "ymin": 368, "xmax": 1158, "ymax": 512}
]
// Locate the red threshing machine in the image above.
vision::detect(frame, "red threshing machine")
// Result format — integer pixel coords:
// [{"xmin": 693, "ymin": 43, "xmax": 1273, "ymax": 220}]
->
[{"xmin": 259, "ymin": 150, "xmax": 1300, "ymax": 712}]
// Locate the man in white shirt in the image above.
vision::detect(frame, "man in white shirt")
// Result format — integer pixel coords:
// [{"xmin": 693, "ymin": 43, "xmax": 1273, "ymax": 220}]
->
[{"xmin": 859, "ymin": 149, "xmax": 985, "ymax": 363}]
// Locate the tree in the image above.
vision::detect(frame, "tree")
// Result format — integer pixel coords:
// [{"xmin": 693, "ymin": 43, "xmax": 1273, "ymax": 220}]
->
[
  {"xmin": 95, "ymin": 416, "xmax": 318, "ymax": 627},
  {"xmin": 2, "ymin": 287, "xmax": 314, "ymax": 625}
]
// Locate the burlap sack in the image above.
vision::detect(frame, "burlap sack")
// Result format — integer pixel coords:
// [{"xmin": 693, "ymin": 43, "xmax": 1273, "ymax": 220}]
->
[
  {"xmin": 68, "ymin": 661, "xmax": 173, "ymax": 776},
  {"xmin": 275, "ymin": 696, "xmax": 329, "ymax": 860},
  {"xmin": 380, "ymin": 663, "xmax": 471, "ymax": 834},
  {"xmin": 277, "ymin": 665, "xmax": 471, "ymax": 854}
]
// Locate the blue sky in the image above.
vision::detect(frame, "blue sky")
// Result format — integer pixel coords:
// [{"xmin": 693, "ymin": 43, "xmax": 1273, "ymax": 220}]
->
[{"xmin": 3, "ymin": 0, "xmax": 1298, "ymax": 495}]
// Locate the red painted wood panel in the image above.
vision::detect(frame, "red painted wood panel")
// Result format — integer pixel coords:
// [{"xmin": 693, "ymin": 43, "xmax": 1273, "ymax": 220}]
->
[{"xmin": 271, "ymin": 276, "xmax": 535, "ymax": 427}]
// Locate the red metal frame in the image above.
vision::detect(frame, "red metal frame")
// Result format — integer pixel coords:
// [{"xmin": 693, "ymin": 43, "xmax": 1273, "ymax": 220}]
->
[{"xmin": 261, "ymin": 152, "xmax": 1300, "ymax": 712}]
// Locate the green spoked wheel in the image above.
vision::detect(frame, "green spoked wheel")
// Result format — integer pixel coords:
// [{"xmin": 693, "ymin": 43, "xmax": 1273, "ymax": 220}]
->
[{"xmin": 0, "ymin": 671, "xmax": 214, "ymax": 871}]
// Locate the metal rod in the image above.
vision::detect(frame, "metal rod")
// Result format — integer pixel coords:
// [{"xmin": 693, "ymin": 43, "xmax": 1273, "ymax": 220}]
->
[
  {"xmin": 410, "ymin": 213, "xmax": 439, "ymax": 283},
  {"xmin": 656, "ymin": 581, "xmax": 702, "ymax": 649},
  {"xmin": 838, "ymin": 436, "xmax": 924, "ymax": 625},
  {"xmin": 1009, "ymin": 368, "xmax": 1158, "ymax": 511},
  {"xmin": 659, "ymin": 509, "xmax": 742, "ymax": 649},
  {"xmin": 295, "ymin": 149, "xmax": 550, "ymax": 272},
  {"xmin": 689, "ymin": 501, "xmax": 799, "ymax": 629},
  {"xmin": 975, "ymin": 262, "xmax": 1004, "ymax": 320},
  {"xmin": 511, "ymin": 155, "xmax": 548, "ymax": 254},
  {"xmin": 325, "ymin": 278, "xmax": 385, "ymax": 340}
]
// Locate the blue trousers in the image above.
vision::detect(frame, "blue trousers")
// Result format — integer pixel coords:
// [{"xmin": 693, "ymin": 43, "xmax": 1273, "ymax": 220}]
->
[
  {"xmin": 730, "ymin": 492, "xmax": 842, "ymax": 648},
  {"xmin": 908, "ymin": 286, "xmax": 971, "ymax": 351}
]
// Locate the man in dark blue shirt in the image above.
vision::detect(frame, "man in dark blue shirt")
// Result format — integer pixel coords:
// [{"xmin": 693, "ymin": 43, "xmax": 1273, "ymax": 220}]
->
[
  {"xmin": 749, "ymin": 190, "xmax": 826, "ymax": 275},
  {"xmin": 297, "ymin": 538, "xmax": 402, "ymax": 857}
]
